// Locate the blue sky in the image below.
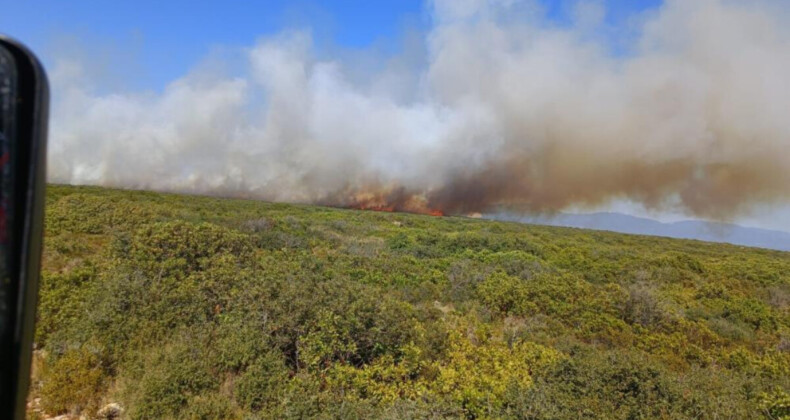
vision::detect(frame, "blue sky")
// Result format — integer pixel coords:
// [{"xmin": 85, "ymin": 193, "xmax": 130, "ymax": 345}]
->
[{"xmin": 2, "ymin": 0, "xmax": 662, "ymax": 90}]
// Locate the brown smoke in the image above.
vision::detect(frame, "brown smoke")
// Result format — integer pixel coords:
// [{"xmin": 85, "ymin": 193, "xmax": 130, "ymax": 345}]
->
[{"xmin": 47, "ymin": 0, "xmax": 790, "ymax": 221}]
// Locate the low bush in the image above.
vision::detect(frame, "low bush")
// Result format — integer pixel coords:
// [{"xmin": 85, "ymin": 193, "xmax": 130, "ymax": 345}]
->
[{"xmin": 29, "ymin": 185, "xmax": 790, "ymax": 419}]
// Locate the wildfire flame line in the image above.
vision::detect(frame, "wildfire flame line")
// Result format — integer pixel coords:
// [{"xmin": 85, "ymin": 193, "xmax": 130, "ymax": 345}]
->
[{"xmin": 322, "ymin": 186, "xmax": 445, "ymax": 217}]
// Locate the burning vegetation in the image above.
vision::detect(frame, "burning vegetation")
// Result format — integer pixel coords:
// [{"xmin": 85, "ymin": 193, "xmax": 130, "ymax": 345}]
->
[{"xmin": 321, "ymin": 186, "xmax": 445, "ymax": 216}]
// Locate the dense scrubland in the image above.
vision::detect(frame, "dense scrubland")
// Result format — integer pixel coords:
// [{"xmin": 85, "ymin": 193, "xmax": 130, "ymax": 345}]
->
[{"xmin": 29, "ymin": 185, "xmax": 790, "ymax": 419}]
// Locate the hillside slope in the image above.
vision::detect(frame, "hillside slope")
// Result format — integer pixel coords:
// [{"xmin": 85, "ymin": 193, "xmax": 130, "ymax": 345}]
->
[{"xmin": 30, "ymin": 185, "xmax": 790, "ymax": 419}]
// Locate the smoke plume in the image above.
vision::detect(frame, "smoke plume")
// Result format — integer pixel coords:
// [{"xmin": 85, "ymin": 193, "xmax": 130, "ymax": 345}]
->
[{"xmin": 48, "ymin": 0, "xmax": 790, "ymax": 218}]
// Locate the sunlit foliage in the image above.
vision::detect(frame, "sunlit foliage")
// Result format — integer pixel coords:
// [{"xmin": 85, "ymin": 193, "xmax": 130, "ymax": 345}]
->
[{"xmin": 29, "ymin": 185, "xmax": 790, "ymax": 419}]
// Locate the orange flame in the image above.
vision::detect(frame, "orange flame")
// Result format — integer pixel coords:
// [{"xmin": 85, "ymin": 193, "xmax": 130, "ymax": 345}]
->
[{"xmin": 325, "ymin": 186, "xmax": 445, "ymax": 216}]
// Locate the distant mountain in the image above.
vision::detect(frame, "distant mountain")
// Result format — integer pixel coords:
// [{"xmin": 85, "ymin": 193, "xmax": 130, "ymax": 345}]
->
[{"xmin": 490, "ymin": 212, "xmax": 790, "ymax": 252}]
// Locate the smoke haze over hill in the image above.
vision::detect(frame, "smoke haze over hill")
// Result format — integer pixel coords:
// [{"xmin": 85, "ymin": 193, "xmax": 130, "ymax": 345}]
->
[
  {"xmin": 48, "ymin": 0, "xmax": 790, "ymax": 222},
  {"xmin": 492, "ymin": 211, "xmax": 790, "ymax": 251}
]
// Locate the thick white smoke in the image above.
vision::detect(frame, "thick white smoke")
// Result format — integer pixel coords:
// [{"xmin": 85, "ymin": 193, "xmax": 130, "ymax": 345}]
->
[{"xmin": 48, "ymin": 0, "xmax": 790, "ymax": 218}]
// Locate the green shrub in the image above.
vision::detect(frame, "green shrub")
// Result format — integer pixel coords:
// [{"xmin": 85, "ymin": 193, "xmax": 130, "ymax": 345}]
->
[
  {"xmin": 121, "ymin": 337, "xmax": 218, "ymax": 420},
  {"xmin": 183, "ymin": 393, "xmax": 240, "ymax": 420},
  {"xmin": 36, "ymin": 265, "xmax": 97, "ymax": 345},
  {"xmin": 127, "ymin": 221, "xmax": 253, "ymax": 277},
  {"xmin": 40, "ymin": 347, "xmax": 105, "ymax": 415},
  {"xmin": 234, "ymin": 351, "xmax": 289, "ymax": 411},
  {"xmin": 477, "ymin": 272, "xmax": 537, "ymax": 316},
  {"xmin": 30, "ymin": 186, "xmax": 790, "ymax": 418},
  {"xmin": 759, "ymin": 388, "xmax": 790, "ymax": 420},
  {"xmin": 622, "ymin": 282, "xmax": 673, "ymax": 327}
]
